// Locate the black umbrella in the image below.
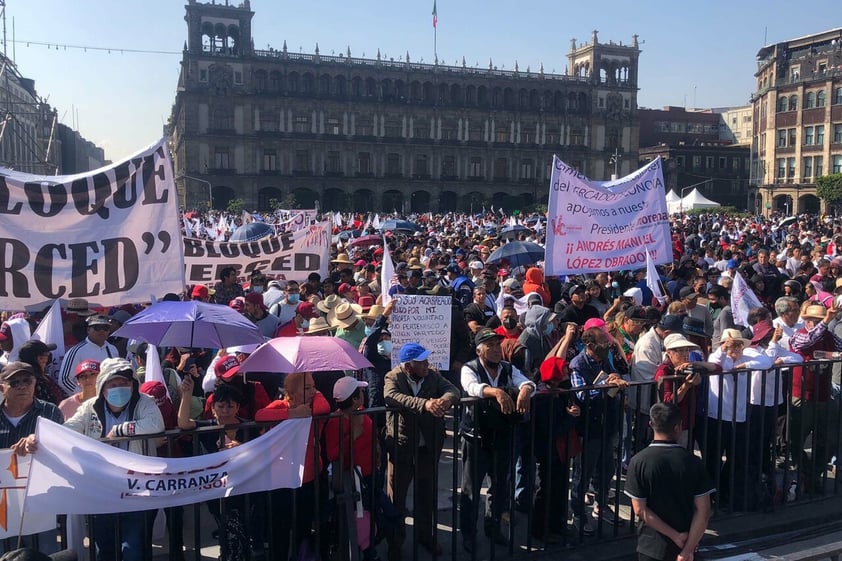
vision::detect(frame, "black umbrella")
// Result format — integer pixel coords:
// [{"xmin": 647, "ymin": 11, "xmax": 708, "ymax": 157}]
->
[
  {"xmin": 229, "ymin": 222, "xmax": 273, "ymax": 242},
  {"xmin": 499, "ymin": 224, "xmax": 532, "ymax": 239},
  {"xmin": 381, "ymin": 219, "xmax": 421, "ymax": 232},
  {"xmin": 485, "ymin": 241, "xmax": 545, "ymax": 268}
]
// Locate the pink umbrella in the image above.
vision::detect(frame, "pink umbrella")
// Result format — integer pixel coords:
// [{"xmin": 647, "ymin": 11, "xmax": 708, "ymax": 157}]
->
[{"xmin": 238, "ymin": 336, "xmax": 373, "ymax": 375}]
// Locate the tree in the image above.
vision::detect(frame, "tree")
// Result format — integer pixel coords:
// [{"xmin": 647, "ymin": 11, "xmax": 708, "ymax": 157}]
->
[
  {"xmin": 227, "ymin": 198, "xmax": 245, "ymax": 214},
  {"xmin": 816, "ymin": 173, "xmax": 842, "ymax": 213}
]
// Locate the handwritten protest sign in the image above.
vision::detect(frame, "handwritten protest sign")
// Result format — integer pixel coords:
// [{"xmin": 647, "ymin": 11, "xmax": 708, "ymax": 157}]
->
[
  {"xmin": 544, "ymin": 156, "xmax": 672, "ymax": 276},
  {"xmin": 0, "ymin": 139, "xmax": 184, "ymax": 310},
  {"xmin": 389, "ymin": 295, "xmax": 452, "ymax": 371},
  {"xmin": 183, "ymin": 221, "xmax": 330, "ymax": 283}
]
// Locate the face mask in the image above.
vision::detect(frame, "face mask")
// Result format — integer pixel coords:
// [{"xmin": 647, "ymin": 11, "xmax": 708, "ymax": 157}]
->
[
  {"xmin": 105, "ymin": 386, "xmax": 132, "ymax": 409},
  {"xmin": 252, "ymin": 286, "xmax": 264, "ymax": 294},
  {"xmin": 544, "ymin": 323, "xmax": 555, "ymax": 336},
  {"xmin": 301, "ymin": 319, "xmax": 310, "ymax": 329},
  {"xmin": 287, "ymin": 293, "xmax": 300, "ymax": 304},
  {"xmin": 502, "ymin": 317, "xmax": 517, "ymax": 329},
  {"xmin": 364, "ymin": 325, "xmax": 375, "ymax": 337},
  {"xmin": 377, "ymin": 341, "xmax": 393, "ymax": 356}
]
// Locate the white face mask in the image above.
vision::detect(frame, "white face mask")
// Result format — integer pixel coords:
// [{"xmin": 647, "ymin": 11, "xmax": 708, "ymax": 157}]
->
[{"xmin": 377, "ymin": 341, "xmax": 393, "ymax": 357}]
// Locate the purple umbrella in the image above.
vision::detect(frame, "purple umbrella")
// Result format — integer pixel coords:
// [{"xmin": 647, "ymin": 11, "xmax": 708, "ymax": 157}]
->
[
  {"xmin": 238, "ymin": 336, "xmax": 372, "ymax": 375},
  {"xmin": 113, "ymin": 301, "xmax": 264, "ymax": 348}
]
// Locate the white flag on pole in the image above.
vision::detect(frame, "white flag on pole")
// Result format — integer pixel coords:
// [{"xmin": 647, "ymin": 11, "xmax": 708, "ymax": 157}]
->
[
  {"xmin": 381, "ymin": 236, "xmax": 396, "ymax": 306},
  {"xmin": 183, "ymin": 216, "xmax": 194, "ymax": 238},
  {"xmin": 731, "ymin": 272, "xmax": 764, "ymax": 327},
  {"xmin": 144, "ymin": 344, "xmax": 171, "ymax": 401},
  {"xmin": 31, "ymin": 300, "xmax": 66, "ymax": 388},
  {"xmin": 645, "ymin": 248, "xmax": 667, "ymax": 305}
]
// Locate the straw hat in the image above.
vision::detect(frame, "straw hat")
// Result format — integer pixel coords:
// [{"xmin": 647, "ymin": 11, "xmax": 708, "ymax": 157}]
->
[
  {"xmin": 331, "ymin": 253, "xmax": 353, "ymax": 265},
  {"xmin": 720, "ymin": 328, "xmax": 751, "ymax": 347},
  {"xmin": 362, "ymin": 304, "xmax": 385, "ymax": 319},
  {"xmin": 317, "ymin": 294, "xmax": 344, "ymax": 315},
  {"xmin": 330, "ymin": 302, "xmax": 363, "ymax": 328},
  {"xmin": 801, "ymin": 304, "xmax": 828, "ymax": 320},
  {"xmin": 408, "ymin": 257, "xmax": 423, "ymax": 270},
  {"xmin": 305, "ymin": 316, "xmax": 334, "ymax": 335},
  {"xmin": 66, "ymin": 298, "xmax": 94, "ymax": 316}
]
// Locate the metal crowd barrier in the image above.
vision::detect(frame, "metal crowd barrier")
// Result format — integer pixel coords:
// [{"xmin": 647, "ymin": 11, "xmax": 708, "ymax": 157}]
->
[{"xmin": 4, "ymin": 358, "xmax": 842, "ymax": 560}]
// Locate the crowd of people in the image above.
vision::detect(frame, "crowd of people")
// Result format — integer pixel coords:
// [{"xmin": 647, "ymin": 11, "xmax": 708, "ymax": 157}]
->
[{"xmin": 2, "ymin": 209, "xmax": 842, "ymax": 561}]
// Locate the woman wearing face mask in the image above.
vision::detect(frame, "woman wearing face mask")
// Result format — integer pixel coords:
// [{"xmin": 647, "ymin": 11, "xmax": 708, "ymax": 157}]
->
[
  {"xmin": 360, "ymin": 300, "xmax": 396, "ymax": 410},
  {"xmin": 516, "ymin": 305, "xmax": 558, "ymax": 378}
]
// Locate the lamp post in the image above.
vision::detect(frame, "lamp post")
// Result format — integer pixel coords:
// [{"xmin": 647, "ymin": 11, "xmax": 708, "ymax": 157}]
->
[
  {"xmin": 678, "ymin": 178, "xmax": 711, "ymax": 214},
  {"xmin": 176, "ymin": 175, "xmax": 213, "ymax": 210},
  {"xmin": 609, "ymin": 148, "xmax": 622, "ymax": 180}
]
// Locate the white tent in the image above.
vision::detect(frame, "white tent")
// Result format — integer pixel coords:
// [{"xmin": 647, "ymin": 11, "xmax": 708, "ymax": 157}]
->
[
  {"xmin": 665, "ymin": 190, "xmax": 681, "ymax": 204},
  {"xmin": 668, "ymin": 188, "xmax": 721, "ymax": 214}
]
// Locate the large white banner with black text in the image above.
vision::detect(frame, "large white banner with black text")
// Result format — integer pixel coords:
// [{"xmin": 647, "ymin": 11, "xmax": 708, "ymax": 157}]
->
[
  {"xmin": 183, "ymin": 221, "xmax": 331, "ymax": 283},
  {"xmin": 26, "ymin": 417, "xmax": 311, "ymax": 515},
  {"xmin": 0, "ymin": 139, "xmax": 184, "ymax": 310},
  {"xmin": 544, "ymin": 156, "xmax": 672, "ymax": 276}
]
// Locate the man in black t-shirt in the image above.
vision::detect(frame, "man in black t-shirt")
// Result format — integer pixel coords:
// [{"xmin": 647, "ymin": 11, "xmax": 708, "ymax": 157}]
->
[
  {"xmin": 624, "ymin": 403, "xmax": 714, "ymax": 561},
  {"xmin": 464, "ymin": 287, "xmax": 495, "ymax": 333}
]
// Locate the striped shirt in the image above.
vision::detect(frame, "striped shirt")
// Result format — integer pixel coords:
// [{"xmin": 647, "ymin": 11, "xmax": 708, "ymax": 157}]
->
[
  {"xmin": 58, "ymin": 338, "xmax": 118, "ymax": 397},
  {"xmin": 0, "ymin": 398, "xmax": 64, "ymax": 449}
]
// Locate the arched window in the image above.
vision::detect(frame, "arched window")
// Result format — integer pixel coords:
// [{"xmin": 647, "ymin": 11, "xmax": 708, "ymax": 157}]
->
[
  {"xmin": 778, "ymin": 97, "xmax": 788, "ymax": 112},
  {"xmin": 788, "ymin": 95, "xmax": 798, "ymax": 111},
  {"xmin": 817, "ymin": 90, "xmax": 826, "ymax": 107},
  {"xmin": 805, "ymin": 92, "xmax": 815, "ymax": 109}
]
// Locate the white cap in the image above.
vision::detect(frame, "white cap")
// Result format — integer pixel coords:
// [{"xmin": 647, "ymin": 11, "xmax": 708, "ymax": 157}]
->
[
  {"xmin": 333, "ymin": 376, "xmax": 368, "ymax": 402},
  {"xmin": 622, "ymin": 287, "xmax": 643, "ymax": 306},
  {"xmin": 469, "ymin": 260, "xmax": 484, "ymax": 270}
]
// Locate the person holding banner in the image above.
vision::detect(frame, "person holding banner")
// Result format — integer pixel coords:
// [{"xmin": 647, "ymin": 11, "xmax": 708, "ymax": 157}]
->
[
  {"xmin": 64, "ymin": 357, "xmax": 164, "ymax": 561},
  {"xmin": 0, "ymin": 361, "xmax": 64, "ymax": 453}
]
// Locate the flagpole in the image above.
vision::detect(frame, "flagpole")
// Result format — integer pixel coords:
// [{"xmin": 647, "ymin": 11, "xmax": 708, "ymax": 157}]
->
[{"xmin": 432, "ymin": 0, "xmax": 438, "ymax": 62}]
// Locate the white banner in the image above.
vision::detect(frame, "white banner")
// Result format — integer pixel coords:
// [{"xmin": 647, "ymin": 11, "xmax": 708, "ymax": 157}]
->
[
  {"xmin": 274, "ymin": 209, "xmax": 317, "ymax": 232},
  {"xmin": 0, "ymin": 139, "xmax": 184, "ymax": 310},
  {"xmin": 544, "ymin": 157, "xmax": 672, "ymax": 275},
  {"xmin": 0, "ymin": 451, "xmax": 55, "ymax": 538},
  {"xmin": 389, "ymin": 295, "xmax": 452, "ymax": 371},
  {"xmin": 183, "ymin": 221, "xmax": 330, "ymax": 284},
  {"xmin": 26, "ymin": 417, "xmax": 311, "ymax": 514}
]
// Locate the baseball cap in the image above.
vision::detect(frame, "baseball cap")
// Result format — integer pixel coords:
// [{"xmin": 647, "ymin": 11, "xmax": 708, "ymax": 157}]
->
[
  {"xmin": 86, "ymin": 315, "xmax": 111, "ymax": 327},
  {"xmin": 244, "ymin": 292, "xmax": 266, "ymax": 308},
  {"xmin": 469, "ymin": 260, "xmax": 484, "ymax": 270},
  {"xmin": 568, "ymin": 284, "xmax": 586, "ymax": 298},
  {"xmin": 399, "ymin": 343, "xmax": 431, "ymax": 363},
  {"xmin": 540, "ymin": 357, "xmax": 567, "ymax": 383},
  {"xmin": 679, "ymin": 286, "xmax": 698, "ymax": 300},
  {"xmin": 445, "ymin": 263, "xmax": 461, "ymax": 274},
  {"xmin": 625, "ymin": 305, "xmax": 647, "ymax": 321},
  {"xmin": 296, "ymin": 302, "xmax": 319, "ymax": 319},
  {"xmin": 658, "ymin": 314, "xmax": 686, "ymax": 334},
  {"xmin": 0, "ymin": 323, "xmax": 9, "ymax": 341},
  {"xmin": 474, "ymin": 328, "xmax": 504, "ymax": 347},
  {"xmin": 75, "ymin": 360, "xmax": 101, "ymax": 377},
  {"xmin": 0, "ymin": 361, "xmax": 35, "ymax": 382},
  {"xmin": 214, "ymin": 355, "xmax": 241, "ymax": 380},
  {"xmin": 333, "ymin": 376, "xmax": 368, "ymax": 402},
  {"xmin": 503, "ymin": 278, "xmax": 522, "ymax": 290},
  {"xmin": 191, "ymin": 285, "xmax": 209, "ymax": 299}
]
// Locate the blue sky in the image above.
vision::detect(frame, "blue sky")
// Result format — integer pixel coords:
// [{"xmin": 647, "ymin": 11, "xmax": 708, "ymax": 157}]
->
[{"xmin": 7, "ymin": 0, "xmax": 840, "ymax": 162}]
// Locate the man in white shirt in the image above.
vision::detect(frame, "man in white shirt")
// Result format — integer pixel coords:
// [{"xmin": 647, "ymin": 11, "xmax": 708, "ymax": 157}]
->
[
  {"xmin": 772, "ymin": 296, "xmax": 803, "ymax": 350},
  {"xmin": 58, "ymin": 315, "xmax": 119, "ymax": 397}
]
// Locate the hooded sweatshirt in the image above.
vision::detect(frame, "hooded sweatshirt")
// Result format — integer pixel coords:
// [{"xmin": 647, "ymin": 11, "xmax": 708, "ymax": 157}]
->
[
  {"xmin": 0, "ymin": 318, "xmax": 32, "ymax": 366},
  {"xmin": 522, "ymin": 267, "xmax": 551, "ymax": 308},
  {"xmin": 517, "ymin": 305, "xmax": 555, "ymax": 376}
]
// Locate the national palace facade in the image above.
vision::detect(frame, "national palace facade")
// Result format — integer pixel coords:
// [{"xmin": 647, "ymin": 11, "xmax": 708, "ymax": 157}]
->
[{"xmin": 169, "ymin": 0, "xmax": 641, "ymax": 212}]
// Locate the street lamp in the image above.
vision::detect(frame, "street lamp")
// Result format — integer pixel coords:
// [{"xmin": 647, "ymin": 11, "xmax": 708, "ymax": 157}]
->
[
  {"xmin": 609, "ymin": 148, "xmax": 622, "ymax": 180},
  {"xmin": 678, "ymin": 178, "xmax": 711, "ymax": 214},
  {"xmin": 176, "ymin": 174, "xmax": 213, "ymax": 210}
]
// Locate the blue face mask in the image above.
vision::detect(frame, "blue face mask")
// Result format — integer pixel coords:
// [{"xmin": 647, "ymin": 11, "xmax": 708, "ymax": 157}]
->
[
  {"xmin": 105, "ymin": 386, "xmax": 132, "ymax": 409},
  {"xmin": 544, "ymin": 323, "xmax": 555, "ymax": 336},
  {"xmin": 251, "ymin": 286, "xmax": 264, "ymax": 294},
  {"xmin": 364, "ymin": 325, "xmax": 375, "ymax": 337},
  {"xmin": 301, "ymin": 319, "xmax": 310, "ymax": 329},
  {"xmin": 287, "ymin": 293, "xmax": 300, "ymax": 304},
  {"xmin": 377, "ymin": 341, "xmax": 393, "ymax": 356}
]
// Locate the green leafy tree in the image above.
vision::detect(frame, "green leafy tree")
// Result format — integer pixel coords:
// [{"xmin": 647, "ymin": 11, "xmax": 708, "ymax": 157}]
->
[
  {"xmin": 816, "ymin": 173, "xmax": 842, "ymax": 213},
  {"xmin": 227, "ymin": 198, "xmax": 245, "ymax": 214}
]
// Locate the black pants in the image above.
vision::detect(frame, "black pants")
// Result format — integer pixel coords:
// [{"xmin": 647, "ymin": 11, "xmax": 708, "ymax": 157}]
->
[
  {"xmin": 459, "ymin": 433, "xmax": 512, "ymax": 537},
  {"xmin": 703, "ymin": 418, "xmax": 751, "ymax": 510}
]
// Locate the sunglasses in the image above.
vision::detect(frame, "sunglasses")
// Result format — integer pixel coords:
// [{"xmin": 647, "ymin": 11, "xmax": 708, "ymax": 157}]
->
[
  {"xmin": 6, "ymin": 376, "xmax": 35, "ymax": 389},
  {"xmin": 89, "ymin": 325, "xmax": 110, "ymax": 331}
]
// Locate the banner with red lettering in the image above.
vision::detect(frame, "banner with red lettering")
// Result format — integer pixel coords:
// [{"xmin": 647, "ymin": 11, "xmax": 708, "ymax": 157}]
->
[
  {"xmin": 544, "ymin": 156, "xmax": 672, "ymax": 276},
  {"xmin": 0, "ymin": 138, "xmax": 184, "ymax": 310}
]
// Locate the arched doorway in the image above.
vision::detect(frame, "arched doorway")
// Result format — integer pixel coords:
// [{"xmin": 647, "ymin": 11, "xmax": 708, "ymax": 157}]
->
[
  {"xmin": 322, "ymin": 188, "xmax": 347, "ymax": 211},
  {"xmin": 461, "ymin": 191, "xmax": 486, "ymax": 213},
  {"xmin": 381, "ymin": 190, "xmax": 403, "ymax": 213},
  {"xmin": 353, "ymin": 189, "xmax": 375, "ymax": 212},
  {"xmin": 439, "ymin": 190, "xmax": 458, "ymax": 212},
  {"xmin": 491, "ymin": 191, "xmax": 511, "ymax": 211},
  {"xmin": 410, "ymin": 191, "xmax": 430, "ymax": 213},
  {"xmin": 257, "ymin": 187, "xmax": 282, "ymax": 211},
  {"xmin": 292, "ymin": 188, "xmax": 317, "ymax": 209},
  {"xmin": 212, "ymin": 186, "xmax": 235, "ymax": 211},
  {"xmin": 800, "ymin": 194, "xmax": 820, "ymax": 215}
]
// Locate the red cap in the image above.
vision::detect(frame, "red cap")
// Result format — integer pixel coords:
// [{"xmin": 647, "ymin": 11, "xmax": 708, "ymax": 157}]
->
[
  {"xmin": 214, "ymin": 355, "xmax": 241, "ymax": 380},
  {"xmin": 296, "ymin": 302, "xmax": 319, "ymax": 319},
  {"xmin": 0, "ymin": 323, "xmax": 8, "ymax": 342},
  {"xmin": 338, "ymin": 283, "xmax": 352, "ymax": 294},
  {"xmin": 245, "ymin": 292, "xmax": 266, "ymax": 308},
  {"xmin": 191, "ymin": 285, "xmax": 209, "ymax": 299},
  {"xmin": 540, "ymin": 357, "xmax": 567, "ymax": 383},
  {"xmin": 229, "ymin": 297, "xmax": 245, "ymax": 311},
  {"xmin": 75, "ymin": 360, "xmax": 100, "ymax": 377}
]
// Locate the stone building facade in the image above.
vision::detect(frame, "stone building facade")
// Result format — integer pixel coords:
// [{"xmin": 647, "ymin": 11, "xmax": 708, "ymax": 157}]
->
[
  {"xmin": 751, "ymin": 27, "xmax": 842, "ymax": 216},
  {"xmin": 169, "ymin": 0, "xmax": 641, "ymax": 212}
]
